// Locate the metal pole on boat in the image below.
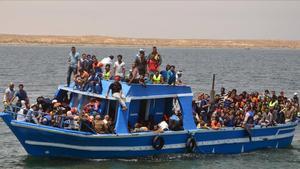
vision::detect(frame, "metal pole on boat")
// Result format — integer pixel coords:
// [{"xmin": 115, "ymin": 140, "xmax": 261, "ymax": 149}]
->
[{"xmin": 210, "ymin": 74, "xmax": 216, "ymax": 102}]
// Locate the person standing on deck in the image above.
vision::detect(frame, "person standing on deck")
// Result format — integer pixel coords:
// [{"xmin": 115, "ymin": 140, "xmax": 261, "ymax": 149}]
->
[
  {"xmin": 67, "ymin": 47, "xmax": 80, "ymax": 87},
  {"xmin": 15, "ymin": 84, "xmax": 29, "ymax": 108},
  {"xmin": 113, "ymin": 55, "xmax": 126, "ymax": 81},
  {"xmin": 106, "ymin": 76, "xmax": 127, "ymax": 111},
  {"xmin": 2, "ymin": 83, "xmax": 15, "ymax": 110},
  {"xmin": 127, "ymin": 62, "xmax": 140, "ymax": 84}
]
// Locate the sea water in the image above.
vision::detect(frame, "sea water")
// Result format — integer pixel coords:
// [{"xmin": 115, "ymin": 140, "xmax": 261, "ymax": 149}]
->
[{"xmin": 0, "ymin": 45, "xmax": 299, "ymax": 169}]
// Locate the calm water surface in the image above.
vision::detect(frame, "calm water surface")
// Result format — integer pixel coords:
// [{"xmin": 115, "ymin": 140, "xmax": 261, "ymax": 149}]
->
[{"xmin": 0, "ymin": 45, "xmax": 299, "ymax": 169}]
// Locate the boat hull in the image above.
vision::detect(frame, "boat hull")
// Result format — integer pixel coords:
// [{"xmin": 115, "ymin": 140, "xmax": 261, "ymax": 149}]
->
[{"xmin": 0, "ymin": 112, "xmax": 297, "ymax": 159}]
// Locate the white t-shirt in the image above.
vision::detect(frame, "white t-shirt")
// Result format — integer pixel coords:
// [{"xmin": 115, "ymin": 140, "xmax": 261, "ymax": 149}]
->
[
  {"xmin": 3, "ymin": 88, "xmax": 15, "ymax": 102},
  {"xmin": 17, "ymin": 109, "xmax": 26, "ymax": 121},
  {"xmin": 114, "ymin": 61, "xmax": 125, "ymax": 77},
  {"xmin": 101, "ymin": 57, "xmax": 113, "ymax": 67}
]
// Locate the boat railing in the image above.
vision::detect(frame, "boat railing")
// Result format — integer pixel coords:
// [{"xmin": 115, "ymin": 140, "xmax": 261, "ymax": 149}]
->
[{"xmin": 3, "ymin": 105, "xmax": 98, "ymax": 134}]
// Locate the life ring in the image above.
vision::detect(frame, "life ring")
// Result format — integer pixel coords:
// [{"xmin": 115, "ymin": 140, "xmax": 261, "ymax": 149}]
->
[
  {"xmin": 152, "ymin": 135, "xmax": 164, "ymax": 150},
  {"xmin": 186, "ymin": 137, "xmax": 197, "ymax": 152}
]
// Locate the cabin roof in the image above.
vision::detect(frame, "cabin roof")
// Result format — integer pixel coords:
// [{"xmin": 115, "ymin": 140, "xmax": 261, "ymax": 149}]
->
[{"xmin": 57, "ymin": 80, "xmax": 193, "ymax": 101}]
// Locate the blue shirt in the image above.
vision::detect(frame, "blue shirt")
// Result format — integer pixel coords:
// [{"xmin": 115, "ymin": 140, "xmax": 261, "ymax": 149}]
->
[
  {"xmin": 160, "ymin": 70, "xmax": 168, "ymax": 82},
  {"xmin": 15, "ymin": 90, "xmax": 28, "ymax": 101},
  {"xmin": 167, "ymin": 70, "xmax": 176, "ymax": 84},
  {"xmin": 200, "ymin": 99, "xmax": 208, "ymax": 113}
]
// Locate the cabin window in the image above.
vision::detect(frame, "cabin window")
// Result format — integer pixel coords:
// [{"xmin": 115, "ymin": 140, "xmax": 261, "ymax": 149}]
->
[
  {"xmin": 128, "ymin": 97, "xmax": 183, "ymax": 132},
  {"xmin": 128, "ymin": 99, "xmax": 151, "ymax": 130},
  {"xmin": 55, "ymin": 89, "xmax": 70, "ymax": 104},
  {"xmin": 107, "ymin": 100, "xmax": 118, "ymax": 123},
  {"xmin": 69, "ymin": 93, "xmax": 80, "ymax": 108}
]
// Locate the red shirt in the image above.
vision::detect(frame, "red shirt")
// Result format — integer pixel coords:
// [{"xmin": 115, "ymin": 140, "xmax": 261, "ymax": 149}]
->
[{"xmin": 147, "ymin": 59, "xmax": 159, "ymax": 72}]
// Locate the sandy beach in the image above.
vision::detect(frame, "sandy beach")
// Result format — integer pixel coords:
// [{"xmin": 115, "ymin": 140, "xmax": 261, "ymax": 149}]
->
[{"xmin": 1, "ymin": 34, "xmax": 300, "ymax": 48}]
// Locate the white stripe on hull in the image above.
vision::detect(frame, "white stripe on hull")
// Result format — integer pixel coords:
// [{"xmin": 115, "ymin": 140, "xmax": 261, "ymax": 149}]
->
[{"xmin": 25, "ymin": 132, "xmax": 295, "ymax": 152}]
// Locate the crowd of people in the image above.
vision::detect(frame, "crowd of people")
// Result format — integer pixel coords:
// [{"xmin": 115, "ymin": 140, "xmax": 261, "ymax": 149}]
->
[
  {"xmin": 67, "ymin": 46, "xmax": 183, "ymax": 94},
  {"xmin": 1, "ymin": 46, "xmax": 299, "ymax": 134},
  {"xmin": 193, "ymin": 88, "xmax": 299, "ymax": 130},
  {"xmin": 2, "ymin": 81, "xmax": 300, "ymax": 134},
  {"xmin": 3, "ymin": 84, "xmax": 116, "ymax": 134}
]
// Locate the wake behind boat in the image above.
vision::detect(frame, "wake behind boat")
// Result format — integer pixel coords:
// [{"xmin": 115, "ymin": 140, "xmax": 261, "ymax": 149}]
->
[{"xmin": 0, "ymin": 47, "xmax": 299, "ymax": 159}]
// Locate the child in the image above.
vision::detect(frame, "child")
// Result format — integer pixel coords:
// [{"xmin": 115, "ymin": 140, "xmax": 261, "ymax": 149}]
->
[{"xmin": 103, "ymin": 64, "xmax": 111, "ymax": 80}]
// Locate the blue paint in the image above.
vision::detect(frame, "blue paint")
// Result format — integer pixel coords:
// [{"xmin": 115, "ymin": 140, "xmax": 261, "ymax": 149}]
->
[{"xmin": 0, "ymin": 82, "xmax": 298, "ymax": 159}]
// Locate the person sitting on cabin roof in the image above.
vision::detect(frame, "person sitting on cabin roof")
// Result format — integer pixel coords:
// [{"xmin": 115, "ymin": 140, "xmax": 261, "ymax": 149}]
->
[
  {"xmin": 91, "ymin": 55, "xmax": 103, "ymax": 74},
  {"xmin": 78, "ymin": 53, "xmax": 89, "ymax": 72},
  {"xmin": 127, "ymin": 62, "xmax": 140, "ymax": 84},
  {"xmin": 93, "ymin": 58, "xmax": 104, "ymax": 74},
  {"xmin": 86, "ymin": 71, "xmax": 103, "ymax": 93},
  {"xmin": 144, "ymin": 72, "xmax": 152, "ymax": 84},
  {"xmin": 85, "ymin": 54, "xmax": 94, "ymax": 73},
  {"xmin": 160, "ymin": 64, "xmax": 170, "ymax": 84},
  {"xmin": 103, "ymin": 64, "xmax": 112, "ymax": 81},
  {"xmin": 74, "ymin": 68, "xmax": 89, "ymax": 90},
  {"xmin": 106, "ymin": 76, "xmax": 127, "ymax": 111},
  {"xmin": 167, "ymin": 65, "xmax": 176, "ymax": 85},
  {"xmin": 139, "ymin": 75, "xmax": 146, "ymax": 87},
  {"xmin": 94, "ymin": 115, "xmax": 108, "ymax": 134},
  {"xmin": 113, "ymin": 54, "xmax": 126, "ymax": 81},
  {"xmin": 176, "ymin": 70, "xmax": 183, "ymax": 85},
  {"xmin": 152, "ymin": 71, "xmax": 164, "ymax": 84}
]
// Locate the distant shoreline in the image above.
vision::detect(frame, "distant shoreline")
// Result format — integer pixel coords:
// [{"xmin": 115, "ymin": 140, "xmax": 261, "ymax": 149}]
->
[{"xmin": 1, "ymin": 34, "xmax": 300, "ymax": 49}]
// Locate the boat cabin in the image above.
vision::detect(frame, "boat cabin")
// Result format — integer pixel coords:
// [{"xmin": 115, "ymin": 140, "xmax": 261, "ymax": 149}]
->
[{"xmin": 54, "ymin": 81, "xmax": 196, "ymax": 134}]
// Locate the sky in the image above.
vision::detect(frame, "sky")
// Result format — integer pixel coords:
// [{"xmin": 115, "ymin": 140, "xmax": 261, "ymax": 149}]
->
[{"xmin": 0, "ymin": 0, "xmax": 299, "ymax": 40}]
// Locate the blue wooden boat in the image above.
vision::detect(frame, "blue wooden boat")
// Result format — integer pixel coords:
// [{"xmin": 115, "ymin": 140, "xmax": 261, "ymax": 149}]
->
[{"xmin": 0, "ymin": 81, "xmax": 298, "ymax": 159}]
